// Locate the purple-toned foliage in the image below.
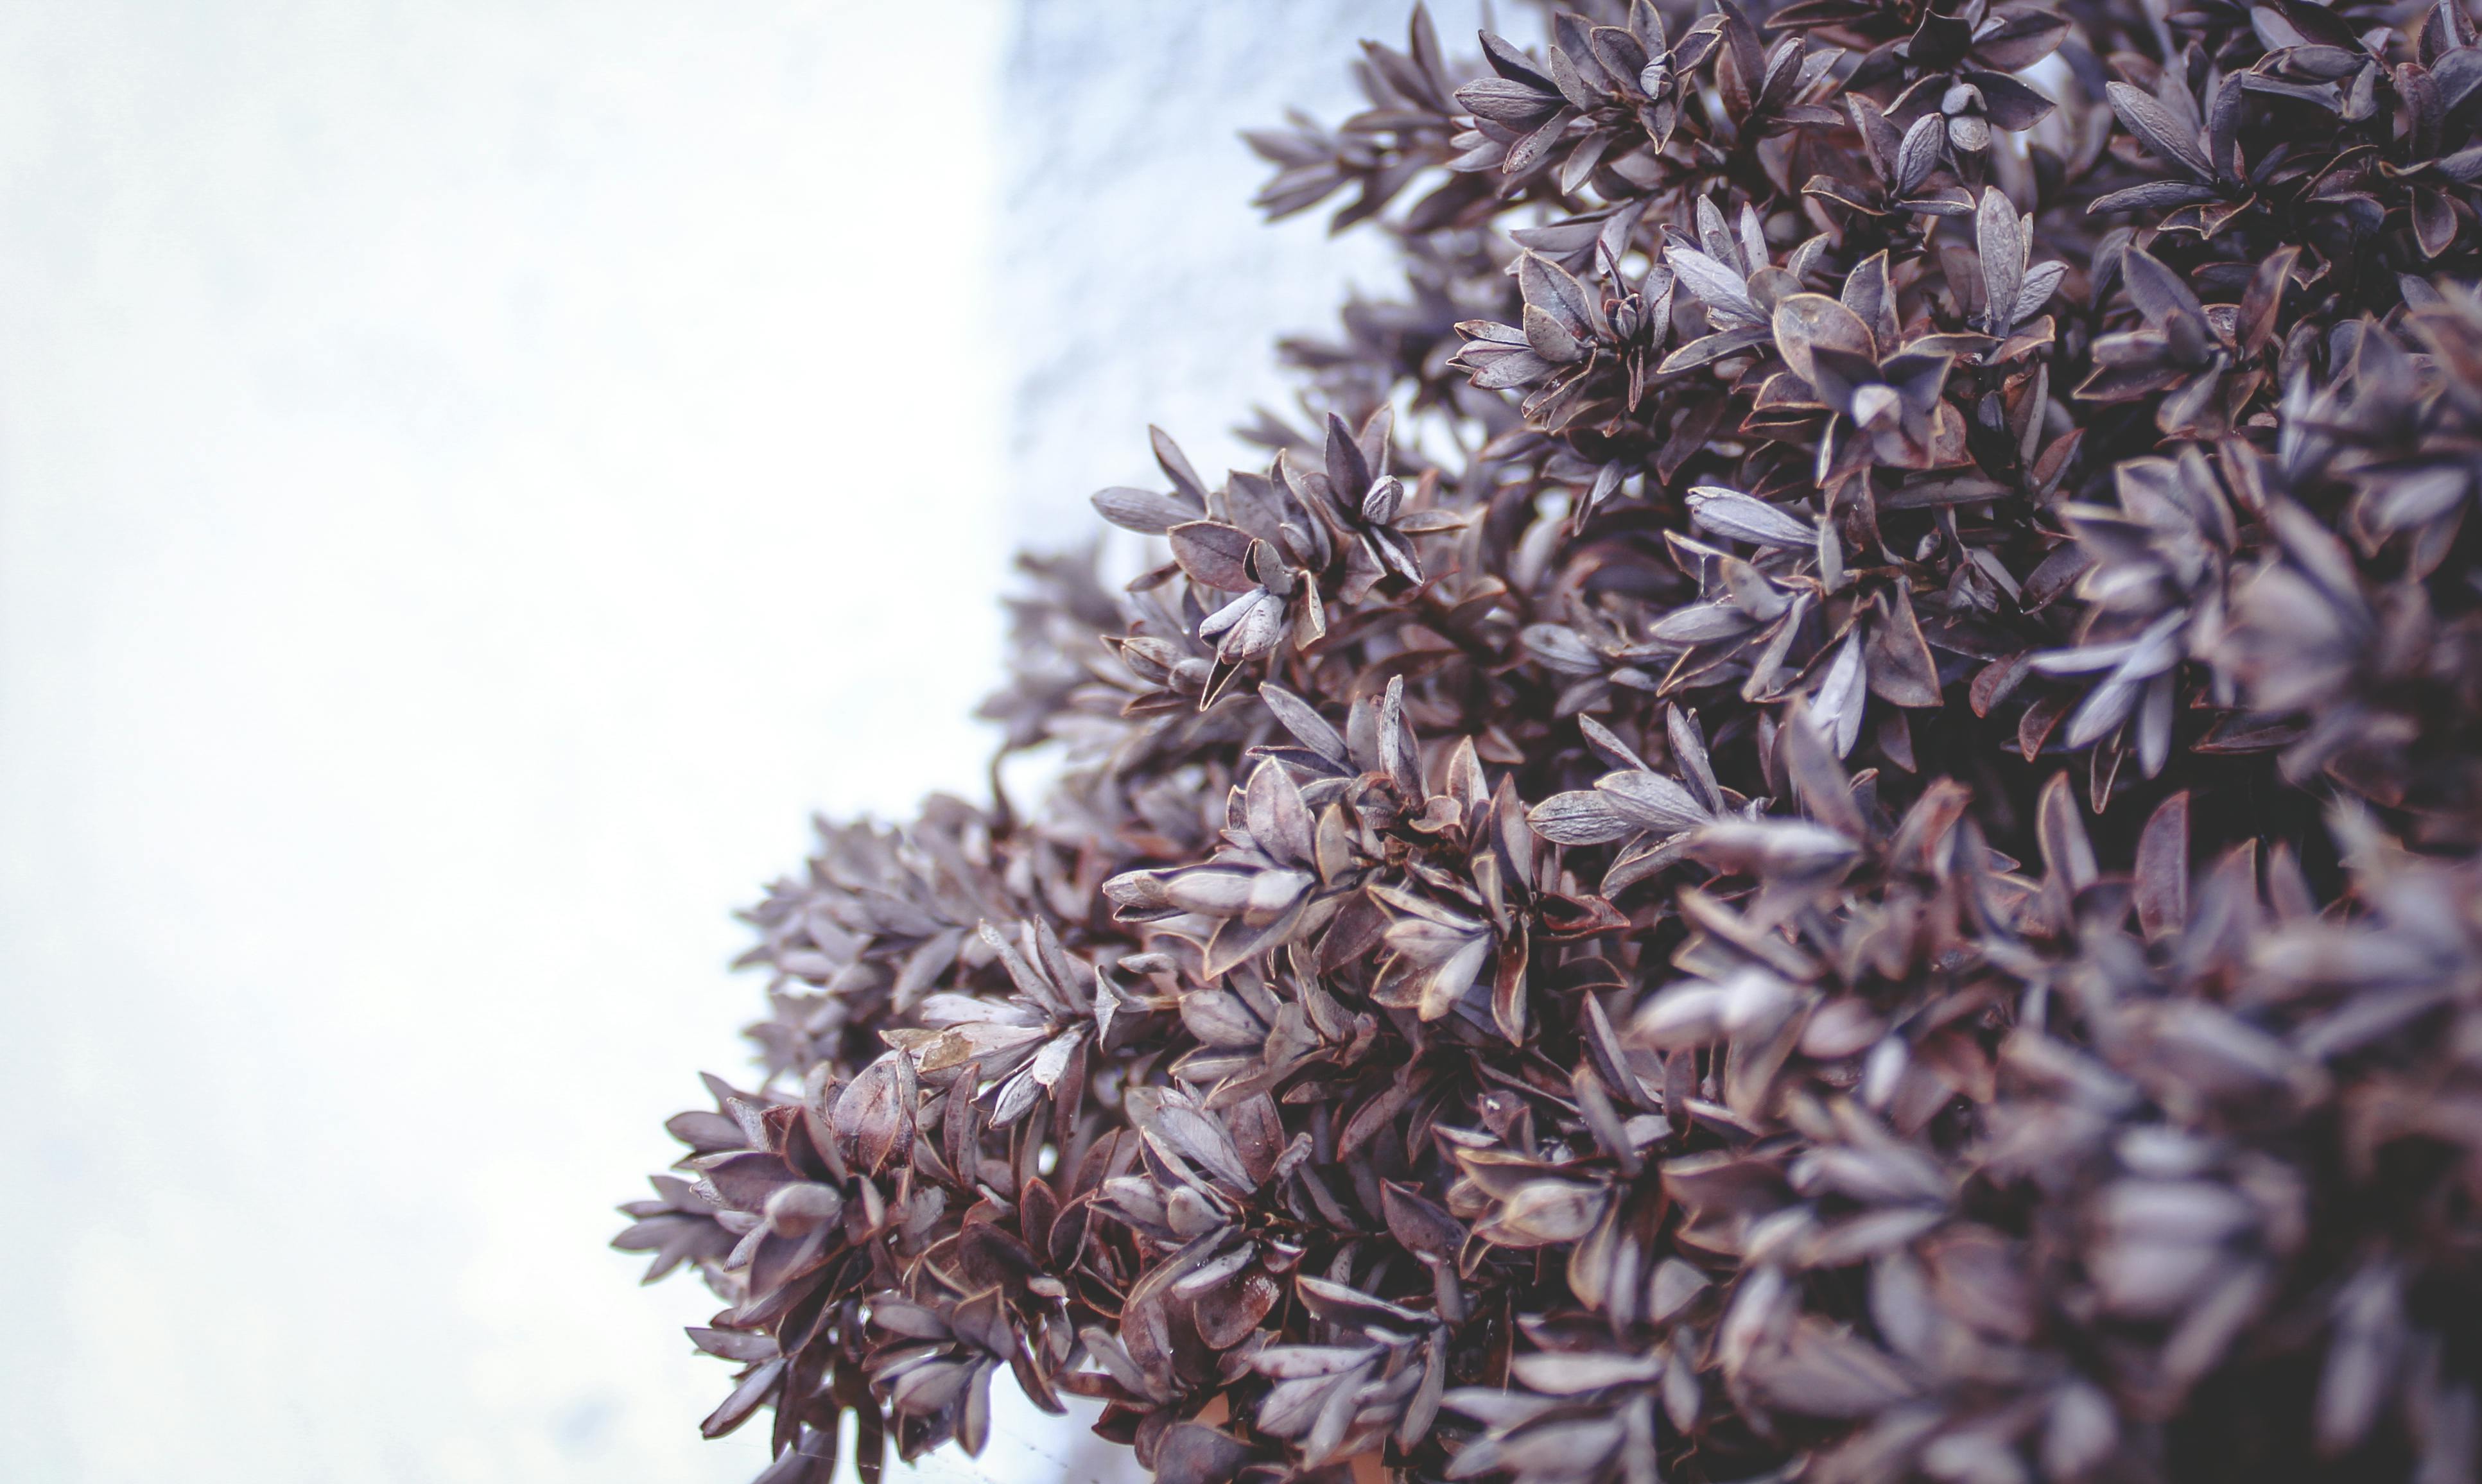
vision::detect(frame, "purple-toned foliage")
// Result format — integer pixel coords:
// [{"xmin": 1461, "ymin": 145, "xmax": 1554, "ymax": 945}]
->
[{"xmin": 616, "ymin": 3, "xmax": 2482, "ymax": 1481}]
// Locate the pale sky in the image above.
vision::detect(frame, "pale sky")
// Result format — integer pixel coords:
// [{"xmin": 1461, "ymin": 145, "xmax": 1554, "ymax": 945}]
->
[{"xmin": 0, "ymin": 3, "xmax": 1012, "ymax": 1480}]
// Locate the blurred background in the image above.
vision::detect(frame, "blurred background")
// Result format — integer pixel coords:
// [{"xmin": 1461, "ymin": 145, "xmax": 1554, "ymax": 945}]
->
[{"xmin": 0, "ymin": 1, "xmax": 1479, "ymax": 1481}]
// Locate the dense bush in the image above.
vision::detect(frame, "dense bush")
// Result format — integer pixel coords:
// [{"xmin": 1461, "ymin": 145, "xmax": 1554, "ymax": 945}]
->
[{"xmin": 614, "ymin": 3, "xmax": 2482, "ymax": 1481}]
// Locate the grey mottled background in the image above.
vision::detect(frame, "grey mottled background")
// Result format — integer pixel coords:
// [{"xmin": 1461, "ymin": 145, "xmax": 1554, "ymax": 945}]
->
[{"xmin": 999, "ymin": 0, "xmax": 1483, "ymax": 539}]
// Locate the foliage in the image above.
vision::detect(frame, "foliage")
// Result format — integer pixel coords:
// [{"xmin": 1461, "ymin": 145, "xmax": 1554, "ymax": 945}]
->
[{"xmin": 616, "ymin": 3, "xmax": 2482, "ymax": 1481}]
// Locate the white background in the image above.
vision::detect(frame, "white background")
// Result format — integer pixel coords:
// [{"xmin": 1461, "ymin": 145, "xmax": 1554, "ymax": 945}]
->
[{"xmin": 0, "ymin": 1, "xmax": 1456, "ymax": 1480}]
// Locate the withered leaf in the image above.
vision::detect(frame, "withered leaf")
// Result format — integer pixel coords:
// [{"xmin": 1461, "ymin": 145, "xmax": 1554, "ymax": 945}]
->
[{"xmin": 835, "ymin": 1051, "xmax": 916, "ymax": 1175}]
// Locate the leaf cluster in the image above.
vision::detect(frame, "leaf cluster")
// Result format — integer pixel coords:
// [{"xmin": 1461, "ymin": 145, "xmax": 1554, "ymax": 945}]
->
[{"xmin": 620, "ymin": 4, "xmax": 2482, "ymax": 1483}]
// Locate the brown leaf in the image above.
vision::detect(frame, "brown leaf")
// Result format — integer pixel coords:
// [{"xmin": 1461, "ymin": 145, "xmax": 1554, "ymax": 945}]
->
[
  {"xmin": 2135, "ymin": 790, "xmax": 2191, "ymax": 940},
  {"xmin": 835, "ymin": 1051, "xmax": 917, "ymax": 1175},
  {"xmin": 1170, "ymin": 521, "xmax": 1258, "ymax": 591}
]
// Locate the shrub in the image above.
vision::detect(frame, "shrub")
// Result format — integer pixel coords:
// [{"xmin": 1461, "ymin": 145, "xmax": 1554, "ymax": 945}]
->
[{"xmin": 614, "ymin": 3, "xmax": 2482, "ymax": 1481}]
